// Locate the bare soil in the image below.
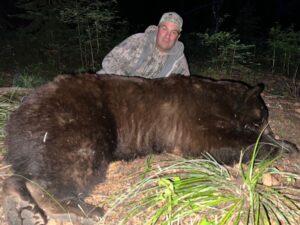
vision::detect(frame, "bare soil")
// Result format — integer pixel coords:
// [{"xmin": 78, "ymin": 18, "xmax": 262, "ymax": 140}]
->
[{"xmin": 0, "ymin": 73, "xmax": 299, "ymax": 224}]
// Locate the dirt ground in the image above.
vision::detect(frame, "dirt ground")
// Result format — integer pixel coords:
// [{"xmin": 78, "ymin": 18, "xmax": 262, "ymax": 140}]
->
[{"xmin": 0, "ymin": 73, "xmax": 299, "ymax": 224}]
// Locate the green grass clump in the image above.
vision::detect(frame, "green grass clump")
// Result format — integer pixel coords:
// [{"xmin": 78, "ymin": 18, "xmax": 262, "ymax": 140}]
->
[
  {"xmin": 106, "ymin": 144, "xmax": 300, "ymax": 224},
  {"xmin": 0, "ymin": 93, "xmax": 23, "ymax": 154},
  {"xmin": 13, "ymin": 71, "xmax": 47, "ymax": 88}
]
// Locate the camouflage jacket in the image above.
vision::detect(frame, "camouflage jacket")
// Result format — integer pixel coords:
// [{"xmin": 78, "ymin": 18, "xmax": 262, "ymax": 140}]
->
[{"xmin": 96, "ymin": 25, "xmax": 190, "ymax": 78}]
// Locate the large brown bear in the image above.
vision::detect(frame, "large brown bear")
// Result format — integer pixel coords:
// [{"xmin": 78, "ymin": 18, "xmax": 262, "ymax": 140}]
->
[{"xmin": 3, "ymin": 74, "xmax": 298, "ymax": 225}]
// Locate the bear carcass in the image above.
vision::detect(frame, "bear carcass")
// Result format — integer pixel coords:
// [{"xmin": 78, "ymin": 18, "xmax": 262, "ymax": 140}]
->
[{"xmin": 3, "ymin": 74, "xmax": 298, "ymax": 224}]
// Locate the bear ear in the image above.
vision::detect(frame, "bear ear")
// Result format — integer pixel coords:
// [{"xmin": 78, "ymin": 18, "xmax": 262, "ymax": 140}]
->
[{"xmin": 244, "ymin": 84, "xmax": 264, "ymax": 103}]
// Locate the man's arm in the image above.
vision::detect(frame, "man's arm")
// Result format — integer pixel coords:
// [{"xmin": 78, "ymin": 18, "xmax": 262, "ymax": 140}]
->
[
  {"xmin": 167, "ymin": 55, "xmax": 190, "ymax": 77},
  {"xmin": 97, "ymin": 34, "xmax": 144, "ymax": 75}
]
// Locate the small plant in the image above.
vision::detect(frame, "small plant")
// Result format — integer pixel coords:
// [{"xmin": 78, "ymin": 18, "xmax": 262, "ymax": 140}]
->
[
  {"xmin": 268, "ymin": 24, "xmax": 300, "ymax": 77},
  {"xmin": 12, "ymin": 71, "xmax": 46, "ymax": 88},
  {"xmin": 197, "ymin": 31, "xmax": 257, "ymax": 75},
  {"xmin": 105, "ymin": 138, "xmax": 300, "ymax": 224},
  {"xmin": 0, "ymin": 94, "xmax": 22, "ymax": 154}
]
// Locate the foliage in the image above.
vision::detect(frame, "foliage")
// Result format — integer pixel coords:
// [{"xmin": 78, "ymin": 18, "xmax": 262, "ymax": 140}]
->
[
  {"xmin": 198, "ymin": 31, "xmax": 257, "ymax": 74},
  {"xmin": 58, "ymin": 0, "xmax": 128, "ymax": 70},
  {"xmin": 12, "ymin": 65, "xmax": 50, "ymax": 88},
  {"xmin": 104, "ymin": 142, "xmax": 300, "ymax": 224},
  {"xmin": 0, "ymin": 94, "xmax": 22, "ymax": 153},
  {"xmin": 10, "ymin": 0, "xmax": 69, "ymax": 70},
  {"xmin": 1, "ymin": 1, "xmax": 299, "ymax": 86},
  {"xmin": 268, "ymin": 24, "xmax": 300, "ymax": 78},
  {"xmin": 184, "ymin": 30, "xmax": 258, "ymax": 76},
  {"xmin": 13, "ymin": 73, "xmax": 45, "ymax": 88},
  {"xmin": 5, "ymin": 0, "xmax": 129, "ymax": 73}
]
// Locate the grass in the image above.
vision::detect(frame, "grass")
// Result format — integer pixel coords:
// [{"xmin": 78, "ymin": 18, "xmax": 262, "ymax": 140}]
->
[
  {"xmin": 0, "ymin": 71, "xmax": 40, "ymax": 144},
  {"xmin": 0, "ymin": 92, "xmax": 24, "ymax": 154},
  {"xmin": 0, "ymin": 93, "xmax": 20, "ymax": 136},
  {"xmin": 104, "ymin": 142, "xmax": 300, "ymax": 224},
  {"xmin": 12, "ymin": 71, "xmax": 47, "ymax": 88}
]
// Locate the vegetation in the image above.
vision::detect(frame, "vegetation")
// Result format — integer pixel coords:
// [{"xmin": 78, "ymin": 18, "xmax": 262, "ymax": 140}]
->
[
  {"xmin": 12, "ymin": 69, "xmax": 48, "ymax": 88},
  {"xmin": 0, "ymin": 93, "xmax": 22, "ymax": 154},
  {"xmin": 185, "ymin": 26, "xmax": 299, "ymax": 76},
  {"xmin": 268, "ymin": 25, "xmax": 300, "ymax": 79},
  {"xmin": 191, "ymin": 31, "xmax": 257, "ymax": 74},
  {"xmin": 182, "ymin": 26, "xmax": 299, "ymax": 98},
  {"xmin": 104, "ymin": 148, "xmax": 300, "ymax": 224},
  {"xmin": 0, "ymin": 1, "xmax": 299, "ymax": 88},
  {"xmin": 0, "ymin": 0, "xmax": 129, "ymax": 76}
]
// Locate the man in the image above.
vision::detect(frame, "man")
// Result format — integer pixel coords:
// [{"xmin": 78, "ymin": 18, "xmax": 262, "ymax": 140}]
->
[{"xmin": 96, "ymin": 12, "xmax": 190, "ymax": 78}]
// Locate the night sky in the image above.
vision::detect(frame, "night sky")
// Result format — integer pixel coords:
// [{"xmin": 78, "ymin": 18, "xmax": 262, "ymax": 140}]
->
[
  {"xmin": 117, "ymin": 0, "xmax": 300, "ymax": 33},
  {"xmin": 1, "ymin": 0, "xmax": 299, "ymax": 34}
]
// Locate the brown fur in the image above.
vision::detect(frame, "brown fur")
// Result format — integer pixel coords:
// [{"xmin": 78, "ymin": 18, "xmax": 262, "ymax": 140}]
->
[{"xmin": 3, "ymin": 74, "xmax": 298, "ymax": 224}]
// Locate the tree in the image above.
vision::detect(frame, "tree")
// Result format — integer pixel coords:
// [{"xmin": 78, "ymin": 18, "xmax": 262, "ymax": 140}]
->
[
  {"xmin": 59, "ymin": 0, "xmax": 127, "ymax": 69},
  {"xmin": 12, "ymin": 0, "xmax": 127, "ymax": 71},
  {"xmin": 211, "ymin": 0, "xmax": 224, "ymax": 32}
]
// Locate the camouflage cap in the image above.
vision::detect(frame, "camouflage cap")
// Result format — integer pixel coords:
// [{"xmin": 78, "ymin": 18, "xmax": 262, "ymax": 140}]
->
[{"xmin": 159, "ymin": 12, "xmax": 183, "ymax": 31}]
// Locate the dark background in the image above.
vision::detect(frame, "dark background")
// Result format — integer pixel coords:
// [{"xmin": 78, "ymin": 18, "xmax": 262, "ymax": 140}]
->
[
  {"xmin": 0, "ymin": 0, "xmax": 299, "ymax": 86},
  {"xmin": 2, "ymin": 0, "xmax": 299, "ymax": 34},
  {"xmin": 122, "ymin": 0, "xmax": 299, "ymax": 31}
]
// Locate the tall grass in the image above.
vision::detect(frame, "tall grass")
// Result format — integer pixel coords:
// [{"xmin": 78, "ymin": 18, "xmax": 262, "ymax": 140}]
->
[
  {"xmin": 104, "ymin": 146, "xmax": 300, "ymax": 224},
  {"xmin": 13, "ymin": 72, "xmax": 47, "ymax": 88},
  {"xmin": 0, "ymin": 93, "xmax": 24, "ymax": 154},
  {"xmin": 0, "ymin": 95, "xmax": 20, "ymax": 136}
]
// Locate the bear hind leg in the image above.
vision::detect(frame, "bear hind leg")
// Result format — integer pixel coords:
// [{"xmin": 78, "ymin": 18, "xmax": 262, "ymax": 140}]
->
[
  {"xmin": 3, "ymin": 176, "xmax": 47, "ymax": 225},
  {"xmin": 3, "ymin": 176, "xmax": 103, "ymax": 225}
]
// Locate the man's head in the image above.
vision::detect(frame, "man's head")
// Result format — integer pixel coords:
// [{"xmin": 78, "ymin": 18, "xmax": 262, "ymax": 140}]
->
[
  {"xmin": 156, "ymin": 12, "xmax": 183, "ymax": 52},
  {"xmin": 159, "ymin": 12, "xmax": 183, "ymax": 31}
]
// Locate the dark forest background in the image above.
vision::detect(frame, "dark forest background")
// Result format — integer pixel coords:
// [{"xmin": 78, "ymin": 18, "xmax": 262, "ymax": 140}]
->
[{"xmin": 0, "ymin": 0, "xmax": 299, "ymax": 88}]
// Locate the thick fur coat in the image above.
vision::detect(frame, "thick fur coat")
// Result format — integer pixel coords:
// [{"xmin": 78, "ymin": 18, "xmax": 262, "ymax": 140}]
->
[{"xmin": 3, "ymin": 74, "xmax": 298, "ymax": 224}]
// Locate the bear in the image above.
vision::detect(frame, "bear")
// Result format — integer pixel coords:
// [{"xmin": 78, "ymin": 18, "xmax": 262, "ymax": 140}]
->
[{"xmin": 2, "ymin": 74, "xmax": 298, "ymax": 225}]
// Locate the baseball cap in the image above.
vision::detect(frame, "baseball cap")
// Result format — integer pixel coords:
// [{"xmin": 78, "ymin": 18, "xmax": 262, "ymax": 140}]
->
[{"xmin": 159, "ymin": 12, "xmax": 183, "ymax": 31}]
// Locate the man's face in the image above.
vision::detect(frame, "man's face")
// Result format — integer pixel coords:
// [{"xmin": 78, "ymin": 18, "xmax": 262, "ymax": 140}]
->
[{"xmin": 156, "ymin": 22, "xmax": 181, "ymax": 52}]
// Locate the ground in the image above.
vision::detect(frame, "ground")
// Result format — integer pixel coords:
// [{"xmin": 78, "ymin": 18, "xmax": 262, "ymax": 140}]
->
[{"xmin": 0, "ymin": 73, "xmax": 299, "ymax": 224}]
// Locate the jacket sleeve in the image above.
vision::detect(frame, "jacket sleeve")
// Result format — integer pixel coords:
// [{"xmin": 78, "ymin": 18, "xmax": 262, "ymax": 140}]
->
[
  {"xmin": 169, "ymin": 55, "xmax": 190, "ymax": 76},
  {"xmin": 97, "ymin": 33, "xmax": 144, "ymax": 75}
]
